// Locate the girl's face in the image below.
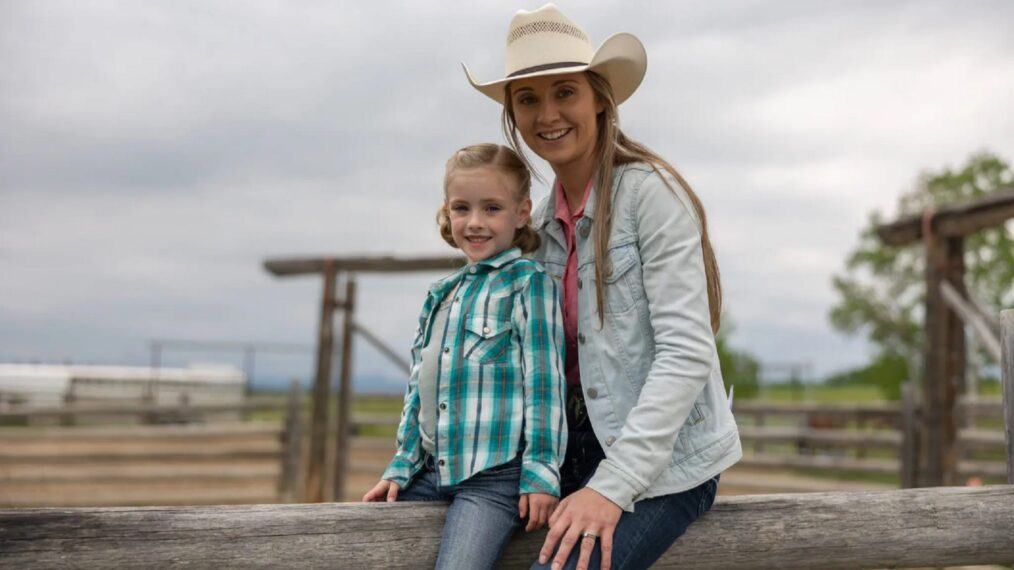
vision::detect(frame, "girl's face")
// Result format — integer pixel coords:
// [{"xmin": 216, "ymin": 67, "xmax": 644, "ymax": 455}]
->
[
  {"xmin": 509, "ymin": 72, "xmax": 604, "ymax": 172},
  {"xmin": 444, "ymin": 166, "xmax": 531, "ymax": 263}
]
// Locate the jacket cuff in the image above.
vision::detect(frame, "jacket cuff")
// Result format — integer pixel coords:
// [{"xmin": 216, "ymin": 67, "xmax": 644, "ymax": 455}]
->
[
  {"xmin": 586, "ymin": 460, "xmax": 645, "ymax": 513},
  {"xmin": 520, "ymin": 460, "xmax": 561, "ymax": 497}
]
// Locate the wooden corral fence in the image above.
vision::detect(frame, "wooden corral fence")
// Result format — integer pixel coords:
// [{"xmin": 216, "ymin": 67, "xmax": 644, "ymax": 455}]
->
[
  {"xmin": 0, "ymin": 382, "xmax": 305, "ymax": 508},
  {"xmin": 1, "ymin": 486, "xmax": 1012, "ymax": 569}
]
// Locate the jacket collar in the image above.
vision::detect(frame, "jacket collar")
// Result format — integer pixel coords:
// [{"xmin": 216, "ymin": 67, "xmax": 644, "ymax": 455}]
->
[{"xmin": 533, "ymin": 164, "xmax": 630, "ymax": 230}]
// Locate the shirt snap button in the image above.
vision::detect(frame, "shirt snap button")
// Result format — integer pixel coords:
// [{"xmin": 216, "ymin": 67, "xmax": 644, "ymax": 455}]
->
[
  {"xmin": 439, "ymin": 402, "xmax": 447, "ymax": 410},
  {"xmin": 482, "ymin": 326, "xmax": 491, "ymax": 334},
  {"xmin": 443, "ymin": 347, "xmax": 450, "ymax": 354},
  {"xmin": 468, "ymin": 266, "xmax": 477, "ymax": 274},
  {"xmin": 438, "ymin": 459, "xmax": 445, "ymax": 466},
  {"xmin": 605, "ymin": 436, "xmax": 616, "ymax": 446}
]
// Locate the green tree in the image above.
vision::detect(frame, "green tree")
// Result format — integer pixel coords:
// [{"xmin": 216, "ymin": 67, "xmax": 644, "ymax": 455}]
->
[
  {"xmin": 829, "ymin": 152, "xmax": 1014, "ymax": 397},
  {"xmin": 716, "ymin": 319, "xmax": 761, "ymax": 400}
]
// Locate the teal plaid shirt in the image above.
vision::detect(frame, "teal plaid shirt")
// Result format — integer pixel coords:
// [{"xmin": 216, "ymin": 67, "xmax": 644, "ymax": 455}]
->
[{"xmin": 383, "ymin": 247, "xmax": 567, "ymax": 496}]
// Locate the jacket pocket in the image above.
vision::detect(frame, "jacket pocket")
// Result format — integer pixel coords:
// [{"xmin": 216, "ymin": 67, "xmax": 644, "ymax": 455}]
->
[
  {"xmin": 603, "ymin": 243, "xmax": 642, "ymax": 314},
  {"xmin": 463, "ymin": 317, "xmax": 512, "ymax": 364}
]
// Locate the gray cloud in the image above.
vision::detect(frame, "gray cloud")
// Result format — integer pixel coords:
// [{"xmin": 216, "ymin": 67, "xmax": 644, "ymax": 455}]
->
[{"xmin": 3, "ymin": 0, "xmax": 1014, "ymax": 386}]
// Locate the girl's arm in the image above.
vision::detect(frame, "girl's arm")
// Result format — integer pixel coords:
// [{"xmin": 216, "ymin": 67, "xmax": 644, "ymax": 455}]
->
[
  {"xmin": 514, "ymin": 270, "xmax": 567, "ymax": 498},
  {"xmin": 380, "ymin": 325, "xmax": 426, "ymax": 488}
]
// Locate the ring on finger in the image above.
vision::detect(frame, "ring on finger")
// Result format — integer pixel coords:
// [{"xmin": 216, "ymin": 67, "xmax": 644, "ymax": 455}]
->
[{"xmin": 581, "ymin": 532, "xmax": 598, "ymax": 540}]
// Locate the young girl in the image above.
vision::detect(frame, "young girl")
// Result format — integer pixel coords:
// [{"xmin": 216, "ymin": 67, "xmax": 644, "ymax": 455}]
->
[{"xmin": 363, "ymin": 143, "xmax": 567, "ymax": 570}]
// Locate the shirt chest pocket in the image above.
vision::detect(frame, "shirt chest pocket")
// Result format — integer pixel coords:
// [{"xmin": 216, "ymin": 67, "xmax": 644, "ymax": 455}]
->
[{"xmin": 462, "ymin": 317, "xmax": 512, "ymax": 365}]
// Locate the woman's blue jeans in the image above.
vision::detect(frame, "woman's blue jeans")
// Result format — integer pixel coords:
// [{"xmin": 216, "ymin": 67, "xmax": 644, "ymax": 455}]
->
[
  {"xmin": 530, "ymin": 430, "xmax": 719, "ymax": 570},
  {"xmin": 398, "ymin": 454, "xmax": 522, "ymax": 570}
]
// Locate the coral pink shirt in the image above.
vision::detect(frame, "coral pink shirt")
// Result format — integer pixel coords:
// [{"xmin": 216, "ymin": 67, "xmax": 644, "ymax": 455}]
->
[{"xmin": 553, "ymin": 179, "xmax": 593, "ymax": 388}]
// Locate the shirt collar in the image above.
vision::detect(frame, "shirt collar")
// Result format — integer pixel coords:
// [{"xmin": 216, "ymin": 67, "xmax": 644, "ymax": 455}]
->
[
  {"xmin": 427, "ymin": 247, "xmax": 522, "ymax": 298},
  {"xmin": 553, "ymin": 178, "xmax": 594, "ymax": 224}
]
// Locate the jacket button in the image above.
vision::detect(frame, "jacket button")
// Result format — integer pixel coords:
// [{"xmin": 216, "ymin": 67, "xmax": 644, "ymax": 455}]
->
[
  {"xmin": 578, "ymin": 333, "xmax": 586, "ymax": 344},
  {"xmin": 579, "ymin": 225, "xmax": 590, "ymax": 238},
  {"xmin": 605, "ymin": 436, "xmax": 616, "ymax": 447},
  {"xmin": 587, "ymin": 388, "xmax": 598, "ymax": 399}
]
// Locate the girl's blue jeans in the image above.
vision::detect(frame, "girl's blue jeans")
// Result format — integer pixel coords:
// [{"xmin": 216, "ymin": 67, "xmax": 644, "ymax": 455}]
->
[
  {"xmin": 398, "ymin": 454, "xmax": 522, "ymax": 570},
  {"xmin": 530, "ymin": 430, "xmax": 719, "ymax": 570}
]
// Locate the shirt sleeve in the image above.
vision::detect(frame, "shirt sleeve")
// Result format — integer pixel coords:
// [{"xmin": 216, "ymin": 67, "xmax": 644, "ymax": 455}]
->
[
  {"xmin": 514, "ymin": 270, "xmax": 568, "ymax": 496},
  {"xmin": 381, "ymin": 316, "xmax": 427, "ymax": 487},
  {"xmin": 585, "ymin": 167, "xmax": 717, "ymax": 512}
]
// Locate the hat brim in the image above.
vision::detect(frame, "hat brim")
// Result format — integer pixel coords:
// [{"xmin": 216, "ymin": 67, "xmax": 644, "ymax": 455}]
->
[{"xmin": 463, "ymin": 33, "xmax": 647, "ymax": 106}]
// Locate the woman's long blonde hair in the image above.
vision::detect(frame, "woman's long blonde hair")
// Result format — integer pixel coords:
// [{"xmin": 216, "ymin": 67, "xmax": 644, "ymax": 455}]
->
[{"xmin": 501, "ymin": 71, "xmax": 722, "ymax": 333}]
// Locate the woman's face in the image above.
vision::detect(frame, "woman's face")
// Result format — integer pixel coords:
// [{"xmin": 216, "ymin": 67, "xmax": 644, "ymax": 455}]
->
[{"xmin": 509, "ymin": 72, "xmax": 604, "ymax": 172}]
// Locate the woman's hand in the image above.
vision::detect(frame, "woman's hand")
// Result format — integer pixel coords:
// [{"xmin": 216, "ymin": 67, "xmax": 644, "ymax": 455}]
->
[
  {"xmin": 361, "ymin": 479, "xmax": 400, "ymax": 502},
  {"xmin": 519, "ymin": 492, "xmax": 559, "ymax": 532},
  {"xmin": 539, "ymin": 488, "xmax": 622, "ymax": 570}
]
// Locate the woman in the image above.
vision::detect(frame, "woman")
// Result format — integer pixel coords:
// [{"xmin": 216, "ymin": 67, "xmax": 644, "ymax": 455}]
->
[{"xmin": 463, "ymin": 4, "xmax": 742, "ymax": 569}]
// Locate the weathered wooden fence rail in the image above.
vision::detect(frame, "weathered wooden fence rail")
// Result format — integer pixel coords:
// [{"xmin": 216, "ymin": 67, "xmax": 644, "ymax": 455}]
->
[{"xmin": 1, "ymin": 486, "xmax": 1011, "ymax": 569}]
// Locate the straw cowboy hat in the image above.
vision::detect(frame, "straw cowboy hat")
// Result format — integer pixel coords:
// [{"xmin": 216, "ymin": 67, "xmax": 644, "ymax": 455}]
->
[{"xmin": 463, "ymin": 3, "xmax": 647, "ymax": 105}]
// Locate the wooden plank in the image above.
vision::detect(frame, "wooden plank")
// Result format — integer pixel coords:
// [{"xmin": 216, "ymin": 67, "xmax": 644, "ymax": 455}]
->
[
  {"xmin": 738, "ymin": 426, "xmax": 901, "ymax": 449},
  {"xmin": 0, "ymin": 401, "xmax": 285, "ymax": 421},
  {"xmin": 738, "ymin": 453, "xmax": 900, "ymax": 475},
  {"xmin": 263, "ymin": 255, "xmax": 465, "ymax": 277},
  {"xmin": 0, "ymin": 422, "xmax": 283, "ymax": 439},
  {"xmin": 875, "ymin": 186, "xmax": 1014, "ymax": 246},
  {"xmin": 1003, "ymin": 309, "xmax": 1014, "ymax": 484},
  {"xmin": 0, "ymin": 448, "xmax": 281, "ymax": 463},
  {"xmin": 733, "ymin": 401, "xmax": 900, "ymax": 419},
  {"xmin": 940, "ymin": 281, "xmax": 1002, "ymax": 360},
  {"xmin": 2, "ymin": 487, "xmax": 1012, "ymax": 569}
]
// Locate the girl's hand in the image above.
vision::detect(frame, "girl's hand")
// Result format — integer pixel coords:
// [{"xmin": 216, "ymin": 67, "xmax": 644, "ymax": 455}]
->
[
  {"xmin": 519, "ymin": 492, "xmax": 559, "ymax": 532},
  {"xmin": 362, "ymin": 479, "xmax": 400, "ymax": 502},
  {"xmin": 539, "ymin": 488, "xmax": 622, "ymax": 570}
]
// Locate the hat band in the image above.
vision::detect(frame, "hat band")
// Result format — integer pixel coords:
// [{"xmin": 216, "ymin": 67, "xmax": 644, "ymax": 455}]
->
[{"xmin": 507, "ymin": 61, "xmax": 588, "ymax": 78}]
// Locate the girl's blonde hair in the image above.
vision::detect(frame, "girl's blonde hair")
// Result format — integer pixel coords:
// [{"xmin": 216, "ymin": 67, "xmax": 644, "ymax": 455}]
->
[
  {"xmin": 502, "ymin": 72, "xmax": 722, "ymax": 333},
  {"xmin": 437, "ymin": 143, "xmax": 540, "ymax": 254}
]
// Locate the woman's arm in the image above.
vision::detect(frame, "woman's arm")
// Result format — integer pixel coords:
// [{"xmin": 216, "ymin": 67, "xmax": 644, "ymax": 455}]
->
[{"xmin": 584, "ymin": 167, "xmax": 716, "ymax": 510}]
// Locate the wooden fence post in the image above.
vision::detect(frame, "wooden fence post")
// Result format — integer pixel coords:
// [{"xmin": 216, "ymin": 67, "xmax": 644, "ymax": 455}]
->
[
  {"xmin": 280, "ymin": 378, "xmax": 304, "ymax": 503},
  {"xmin": 307, "ymin": 262, "xmax": 338, "ymax": 502},
  {"xmin": 1001, "ymin": 309, "xmax": 1013, "ymax": 486},
  {"xmin": 921, "ymin": 236, "xmax": 965, "ymax": 486},
  {"xmin": 333, "ymin": 277, "xmax": 356, "ymax": 502},
  {"xmin": 900, "ymin": 382, "xmax": 919, "ymax": 489}
]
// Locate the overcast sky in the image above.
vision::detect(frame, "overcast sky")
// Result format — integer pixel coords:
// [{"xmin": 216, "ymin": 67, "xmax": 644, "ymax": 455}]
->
[{"xmin": 2, "ymin": 1, "xmax": 1013, "ymax": 390}]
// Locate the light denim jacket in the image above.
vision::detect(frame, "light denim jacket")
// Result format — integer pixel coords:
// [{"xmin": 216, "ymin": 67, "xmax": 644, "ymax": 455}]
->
[{"xmin": 531, "ymin": 162, "xmax": 742, "ymax": 512}]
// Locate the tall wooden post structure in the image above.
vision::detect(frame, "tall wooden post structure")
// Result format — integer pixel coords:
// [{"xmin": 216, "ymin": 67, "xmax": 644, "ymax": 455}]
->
[
  {"xmin": 876, "ymin": 188, "xmax": 1014, "ymax": 486},
  {"xmin": 264, "ymin": 254, "xmax": 465, "ymax": 502}
]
